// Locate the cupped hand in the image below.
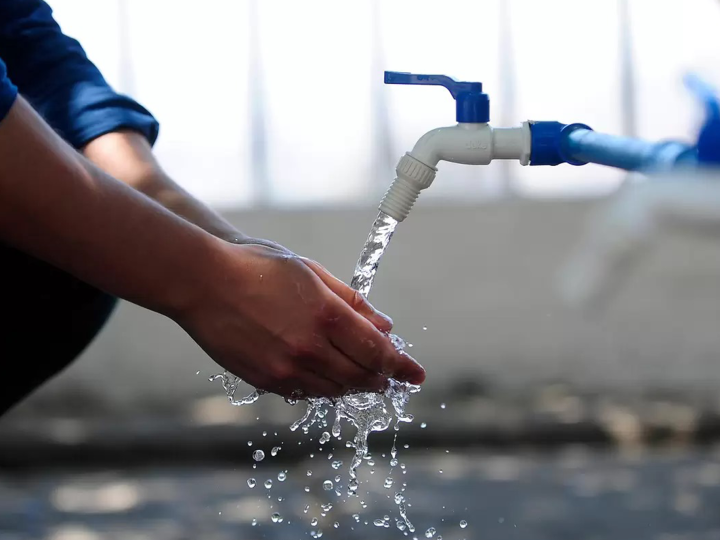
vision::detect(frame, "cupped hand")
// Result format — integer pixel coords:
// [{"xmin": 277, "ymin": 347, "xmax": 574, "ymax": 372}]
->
[{"xmin": 176, "ymin": 239, "xmax": 425, "ymax": 398}]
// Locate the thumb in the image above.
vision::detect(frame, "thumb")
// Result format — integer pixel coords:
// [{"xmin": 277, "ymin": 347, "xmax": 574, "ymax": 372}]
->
[{"xmin": 301, "ymin": 258, "xmax": 393, "ymax": 333}]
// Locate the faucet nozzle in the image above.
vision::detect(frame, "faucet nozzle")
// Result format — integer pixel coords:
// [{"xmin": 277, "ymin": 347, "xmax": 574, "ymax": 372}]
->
[{"xmin": 379, "ymin": 154, "xmax": 436, "ymax": 222}]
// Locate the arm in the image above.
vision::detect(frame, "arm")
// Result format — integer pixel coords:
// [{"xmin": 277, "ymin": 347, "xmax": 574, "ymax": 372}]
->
[
  {"xmin": 0, "ymin": 95, "xmax": 425, "ymax": 396},
  {"xmin": 81, "ymin": 130, "xmax": 246, "ymax": 243},
  {"xmin": 0, "ymin": 97, "xmax": 216, "ymax": 319}
]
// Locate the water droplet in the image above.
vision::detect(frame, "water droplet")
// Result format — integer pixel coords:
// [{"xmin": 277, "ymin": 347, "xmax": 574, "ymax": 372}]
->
[
  {"xmin": 271, "ymin": 512, "xmax": 283, "ymax": 523},
  {"xmin": 310, "ymin": 530, "xmax": 323, "ymax": 538},
  {"xmin": 195, "ymin": 370, "xmax": 200, "ymax": 375},
  {"xmin": 384, "ymin": 477, "xmax": 394, "ymax": 488},
  {"xmin": 390, "ymin": 458, "xmax": 399, "ymax": 467},
  {"xmin": 264, "ymin": 479, "xmax": 273, "ymax": 489},
  {"xmin": 352, "ymin": 513, "xmax": 360, "ymax": 522},
  {"xmin": 304, "ymin": 505, "xmax": 310, "ymax": 513},
  {"xmin": 251, "ymin": 518, "xmax": 257, "ymax": 526},
  {"xmin": 460, "ymin": 520, "xmax": 468, "ymax": 529},
  {"xmin": 252, "ymin": 449, "xmax": 265, "ymax": 462},
  {"xmin": 321, "ymin": 503, "xmax": 333, "ymax": 512},
  {"xmin": 420, "ymin": 422, "xmax": 427, "ymax": 429},
  {"xmin": 304, "ymin": 486, "xmax": 310, "ymax": 493},
  {"xmin": 307, "ymin": 470, "xmax": 313, "ymax": 476},
  {"xmin": 374, "ymin": 519, "xmax": 385, "ymax": 527},
  {"xmin": 422, "ymin": 326, "xmax": 428, "ymax": 331},
  {"xmin": 311, "ymin": 518, "xmax": 319, "ymax": 526},
  {"xmin": 404, "ymin": 444, "xmax": 409, "ymax": 449},
  {"xmin": 332, "ymin": 460, "xmax": 343, "ymax": 470},
  {"xmin": 262, "ymin": 431, "xmax": 267, "ymax": 436},
  {"xmin": 247, "ymin": 478, "xmax": 256, "ymax": 488},
  {"xmin": 319, "ymin": 432, "xmax": 331, "ymax": 444},
  {"xmin": 334, "ymin": 475, "xmax": 341, "ymax": 483},
  {"xmin": 248, "ymin": 441, "xmax": 253, "ymax": 446},
  {"xmin": 499, "ymin": 517, "xmax": 505, "ymax": 524},
  {"xmin": 440, "ymin": 403, "xmax": 446, "ymax": 409},
  {"xmin": 334, "ymin": 522, "xmax": 339, "ymax": 528},
  {"xmin": 438, "ymin": 470, "xmax": 443, "ymax": 474},
  {"xmin": 425, "ymin": 527, "xmax": 437, "ymax": 538},
  {"xmin": 278, "ymin": 471, "xmax": 287, "ymax": 481}
]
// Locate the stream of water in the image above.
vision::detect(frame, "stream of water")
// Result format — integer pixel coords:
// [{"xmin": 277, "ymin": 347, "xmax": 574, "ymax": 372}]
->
[{"xmin": 212, "ymin": 211, "xmax": 420, "ymax": 534}]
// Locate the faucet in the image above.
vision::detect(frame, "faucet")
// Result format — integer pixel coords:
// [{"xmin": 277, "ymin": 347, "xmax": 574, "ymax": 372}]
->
[{"xmin": 379, "ymin": 70, "xmax": 697, "ymax": 223}]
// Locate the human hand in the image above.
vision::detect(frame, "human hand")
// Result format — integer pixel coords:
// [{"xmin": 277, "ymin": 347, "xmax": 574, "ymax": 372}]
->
[{"xmin": 175, "ymin": 239, "xmax": 425, "ymax": 398}]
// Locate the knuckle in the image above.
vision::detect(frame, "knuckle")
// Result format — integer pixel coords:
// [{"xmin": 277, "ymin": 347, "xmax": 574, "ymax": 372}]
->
[{"xmin": 270, "ymin": 362, "xmax": 294, "ymax": 382}]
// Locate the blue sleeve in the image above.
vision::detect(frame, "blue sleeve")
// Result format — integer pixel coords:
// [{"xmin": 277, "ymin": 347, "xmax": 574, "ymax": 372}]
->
[
  {"xmin": 0, "ymin": 58, "xmax": 18, "ymax": 123},
  {"xmin": 0, "ymin": 0, "xmax": 159, "ymax": 149}
]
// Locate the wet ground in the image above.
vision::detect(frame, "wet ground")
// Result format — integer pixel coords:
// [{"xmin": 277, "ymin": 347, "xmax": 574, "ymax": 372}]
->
[{"xmin": 2, "ymin": 446, "xmax": 720, "ymax": 540}]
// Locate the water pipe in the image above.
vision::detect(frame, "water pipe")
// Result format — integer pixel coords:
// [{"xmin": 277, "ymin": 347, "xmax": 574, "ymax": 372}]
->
[
  {"xmin": 379, "ymin": 71, "xmax": 698, "ymax": 223},
  {"xmin": 557, "ymin": 74, "xmax": 720, "ymax": 311}
]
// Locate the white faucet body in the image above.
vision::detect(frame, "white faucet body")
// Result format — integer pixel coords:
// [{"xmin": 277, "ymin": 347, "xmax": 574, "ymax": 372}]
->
[
  {"xmin": 410, "ymin": 122, "xmax": 531, "ymax": 168},
  {"xmin": 380, "ymin": 122, "xmax": 531, "ymax": 221}
]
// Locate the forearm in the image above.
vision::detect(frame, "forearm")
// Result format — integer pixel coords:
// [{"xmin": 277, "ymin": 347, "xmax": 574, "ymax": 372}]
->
[
  {"xmin": 0, "ymin": 98, "xmax": 217, "ymax": 316},
  {"xmin": 82, "ymin": 130, "xmax": 246, "ymax": 243}
]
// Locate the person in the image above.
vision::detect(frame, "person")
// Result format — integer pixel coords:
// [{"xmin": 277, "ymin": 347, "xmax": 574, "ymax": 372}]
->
[{"xmin": 0, "ymin": 0, "xmax": 425, "ymax": 416}]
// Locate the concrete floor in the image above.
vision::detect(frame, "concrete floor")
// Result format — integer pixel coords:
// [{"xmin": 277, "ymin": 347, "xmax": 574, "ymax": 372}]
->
[{"xmin": 2, "ymin": 446, "xmax": 720, "ymax": 540}]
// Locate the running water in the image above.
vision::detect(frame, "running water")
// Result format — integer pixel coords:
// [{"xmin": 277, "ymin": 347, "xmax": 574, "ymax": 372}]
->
[
  {"xmin": 211, "ymin": 211, "xmax": 419, "ymax": 533},
  {"xmin": 350, "ymin": 211, "xmax": 398, "ymax": 296}
]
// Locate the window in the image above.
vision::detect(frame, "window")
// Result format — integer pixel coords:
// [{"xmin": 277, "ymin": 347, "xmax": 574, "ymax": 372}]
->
[{"xmin": 50, "ymin": 0, "xmax": 720, "ymax": 208}]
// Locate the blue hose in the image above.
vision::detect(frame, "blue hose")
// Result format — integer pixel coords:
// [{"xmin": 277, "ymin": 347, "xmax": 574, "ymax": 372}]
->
[
  {"xmin": 529, "ymin": 121, "xmax": 696, "ymax": 172},
  {"xmin": 562, "ymin": 128, "xmax": 695, "ymax": 172}
]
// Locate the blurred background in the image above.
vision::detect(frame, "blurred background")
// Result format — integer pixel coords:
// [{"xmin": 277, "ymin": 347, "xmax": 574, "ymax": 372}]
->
[{"xmin": 4, "ymin": 0, "xmax": 720, "ymax": 538}]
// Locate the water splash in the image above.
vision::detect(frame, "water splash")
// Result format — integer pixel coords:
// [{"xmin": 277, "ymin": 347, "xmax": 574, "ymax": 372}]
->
[{"xmin": 212, "ymin": 211, "xmax": 420, "ymax": 532}]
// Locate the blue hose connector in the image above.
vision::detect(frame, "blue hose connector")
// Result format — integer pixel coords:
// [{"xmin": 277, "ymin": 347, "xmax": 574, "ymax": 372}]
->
[{"xmin": 529, "ymin": 122, "xmax": 592, "ymax": 166}]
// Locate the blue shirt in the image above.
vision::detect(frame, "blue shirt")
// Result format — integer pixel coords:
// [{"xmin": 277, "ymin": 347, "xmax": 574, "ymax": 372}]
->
[{"xmin": 0, "ymin": 0, "xmax": 159, "ymax": 148}]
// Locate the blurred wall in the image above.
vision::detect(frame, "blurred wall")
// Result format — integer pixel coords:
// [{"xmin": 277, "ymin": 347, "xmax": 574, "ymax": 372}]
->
[{"xmin": 22, "ymin": 198, "xmax": 720, "ymax": 413}]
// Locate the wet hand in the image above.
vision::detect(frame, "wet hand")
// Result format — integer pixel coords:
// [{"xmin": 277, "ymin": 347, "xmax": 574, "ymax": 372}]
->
[{"xmin": 176, "ymin": 240, "xmax": 425, "ymax": 398}]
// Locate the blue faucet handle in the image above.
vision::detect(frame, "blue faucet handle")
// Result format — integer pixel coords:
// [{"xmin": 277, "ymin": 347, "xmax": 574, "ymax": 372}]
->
[
  {"xmin": 384, "ymin": 71, "xmax": 490, "ymax": 123},
  {"xmin": 384, "ymin": 71, "xmax": 483, "ymax": 97},
  {"xmin": 684, "ymin": 73, "xmax": 720, "ymax": 165}
]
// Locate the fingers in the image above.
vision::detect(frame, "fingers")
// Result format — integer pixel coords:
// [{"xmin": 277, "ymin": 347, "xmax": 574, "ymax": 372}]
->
[
  {"xmin": 325, "ymin": 304, "xmax": 426, "ymax": 385},
  {"xmin": 288, "ymin": 370, "xmax": 346, "ymax": 398},
  {"xmin": 302, "ymin": 258, "xmax": 393, "ymax": 333},
  {"xmin": 309, "ymin": 344, "xmax": 389, "ymax": 392},
  {"xmin": 254, "ymin": 365, "xmax": 345, "ymax": 399}
]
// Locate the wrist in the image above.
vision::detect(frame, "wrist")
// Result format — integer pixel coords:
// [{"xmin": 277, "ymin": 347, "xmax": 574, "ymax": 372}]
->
[{"xmin": 156, "ymin": 231, "xmax": 229, "ymax": 321}]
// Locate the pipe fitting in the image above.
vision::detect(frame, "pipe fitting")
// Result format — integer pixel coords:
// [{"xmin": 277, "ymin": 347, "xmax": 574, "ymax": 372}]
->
[{"xmin": 379, "ymin": 153, "xmax": 437, "ymax": 222}]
